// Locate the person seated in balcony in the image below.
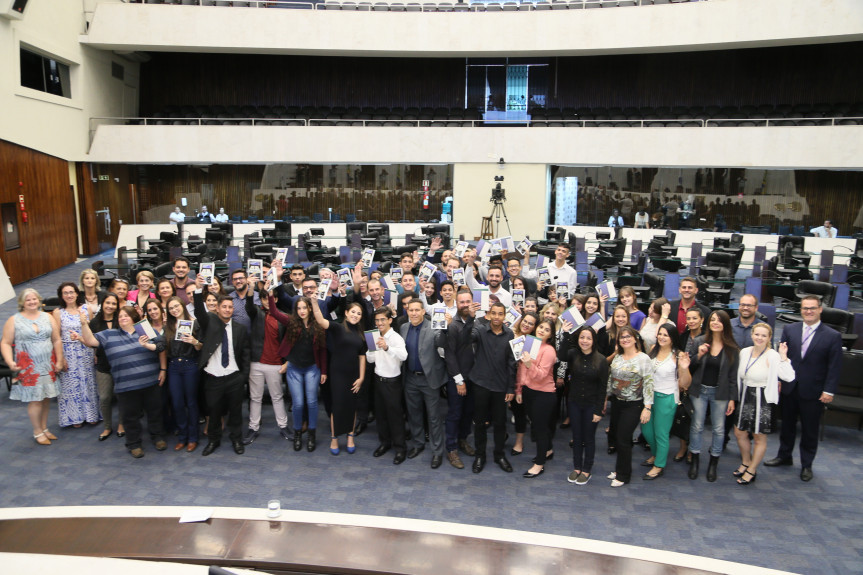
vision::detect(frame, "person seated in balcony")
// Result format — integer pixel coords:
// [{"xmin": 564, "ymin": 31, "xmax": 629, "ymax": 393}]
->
[
  {"xmin": 809, "ymin": 220, "xmax": 838, "ymax": 238},
  {"xmin": 608, "ymin": 209, "xmax": 624, "ymax": 229},
  {"xmin": 196, "ymin": 205, "xmax": 215, "ymax": 223},
  {"xmin": 169, "ymin": 207, "xmax": 186, "ymax": 224},
  {"xmin": 214, "ymin": 208, "xmax": 229, "ymax": 223}
]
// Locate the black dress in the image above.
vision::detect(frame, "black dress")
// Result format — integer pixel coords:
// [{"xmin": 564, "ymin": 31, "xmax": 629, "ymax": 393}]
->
[{"xmin": 326, "ymin": 321, "xmax": 367, "ymax": 437}]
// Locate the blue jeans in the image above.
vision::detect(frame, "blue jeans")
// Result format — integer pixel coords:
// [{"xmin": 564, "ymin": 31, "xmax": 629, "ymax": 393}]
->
[
  {"xmin": 689, "ymin": 386, "xmax": 728, "ymax": 457},
  {"xmin": 287, "ymin": 363, "xmax": 320, "ymax": 431},
  {"xmin": 168, "ymin": 359, "xmax": 199, "ymax": 444}
]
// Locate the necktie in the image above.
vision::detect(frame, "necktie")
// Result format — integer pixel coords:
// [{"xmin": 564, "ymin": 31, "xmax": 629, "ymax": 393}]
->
[
  {"xmin": 221, "ymin": 326, "xmax": 230, "ymax": 368},
  {"xmin": 801, "ymin": 325, "xmax": 813, "ymax": 358}
]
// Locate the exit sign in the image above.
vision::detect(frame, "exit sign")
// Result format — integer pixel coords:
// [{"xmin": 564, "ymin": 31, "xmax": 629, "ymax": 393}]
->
[{"xmin": 98, "ymin": 175, "xmax": 110, "ymax": 181}]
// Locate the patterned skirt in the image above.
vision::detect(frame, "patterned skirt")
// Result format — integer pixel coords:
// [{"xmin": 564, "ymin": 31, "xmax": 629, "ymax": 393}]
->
[{"xmin": 736, "ymin": 386, "xmax": 775, "ymax": 435}]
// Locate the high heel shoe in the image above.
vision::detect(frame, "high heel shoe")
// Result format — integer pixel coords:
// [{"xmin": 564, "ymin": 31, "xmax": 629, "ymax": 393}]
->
[
  {"xmin": 43, "ymin": 429, "xmax": 58, "ymax": 440},
  {"xmin": 33, "ymin": 432, "xmax": 51, "ymax": 446},
  {"xmin": 510, "ymin": 447, "xmax": 523, "ymax": 456},
  {"xmin": 673, "ymin": 452, "xmax": 686, "ymax": 462},
  {"xmin": 346, "ymin": 432, "xmax": 356, "ymax": 454},
  {"xmin": 330, "ymin": 436, "xmax": 340, "ymax": 456},
  {"xmin": 737, "ymin": 470, "xmax": 757, "ymax": 485},
  {"xmin": 732, "ymin": 464, "xmax": 749, "ymax": 478}
]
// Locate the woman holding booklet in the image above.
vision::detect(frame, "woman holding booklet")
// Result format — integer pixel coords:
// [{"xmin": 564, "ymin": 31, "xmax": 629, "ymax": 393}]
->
[
  {"xmin": 309, "ymin": 296, "xmax": 366, "ymax": 456},
  {"xmin": 509, "ymin": 312, "xmax": 539, "ymax": 456},
  {"xmin": 163, "ymin": 296, "xmax": 203, "ymax": 453},
  {"xmin": 515, "ymin": 318, "xmax": 559, "ymax": 478},
  {"xmin": 73, "ymin": 305, "xmax": 167, "ymax": 459}
]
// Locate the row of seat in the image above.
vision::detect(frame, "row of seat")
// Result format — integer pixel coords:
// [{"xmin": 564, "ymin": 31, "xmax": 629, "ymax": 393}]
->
[{"xmin": 135, "ymin": 0, "xmax": 700, "ymax": 11}]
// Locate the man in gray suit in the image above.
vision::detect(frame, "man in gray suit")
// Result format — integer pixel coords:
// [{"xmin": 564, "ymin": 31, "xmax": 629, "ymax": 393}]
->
[{"xmin": 400, "ymin": 298, "xmax": 448, "ymax": 469}]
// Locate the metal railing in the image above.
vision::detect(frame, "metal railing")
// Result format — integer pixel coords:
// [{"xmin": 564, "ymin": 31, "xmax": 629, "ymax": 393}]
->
[{"xmin": 119, "ymin": 0, "xmax": 706, "ymax": 12}]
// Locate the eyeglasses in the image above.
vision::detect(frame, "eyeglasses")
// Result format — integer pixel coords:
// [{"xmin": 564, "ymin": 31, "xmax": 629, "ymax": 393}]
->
[
  {"xmin": 739, "ymin": 304, "xmax": 756, "ymax": 308},
  {"xmin": 619, "ymin": 335, "xmax": 633, "ymax": 341},
  {"xmin": 801, "ymin": 306, "xmax": 820, "ymax": 312}
]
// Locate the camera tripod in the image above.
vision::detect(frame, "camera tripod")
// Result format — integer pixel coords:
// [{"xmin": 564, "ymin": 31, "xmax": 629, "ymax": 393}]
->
[{"xmin": 482, "ymin": 198, "xmax": 512, "ymax": 239}]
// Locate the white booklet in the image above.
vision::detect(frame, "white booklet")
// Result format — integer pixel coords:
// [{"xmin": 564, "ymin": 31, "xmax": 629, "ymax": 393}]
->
[
  {"xmin": 585, "ymin": 313, "xmax": 606, "ymax": 332},
  {"xmin": 316, "ymin": 278, "xmax": 332, "ymax": 300},
  {"xmin": 537, "ymin": 267, "xmax": 551, "ymax": 284},
  {"xmin": 509, "ymin": 335, "xmax": 526, "ymax": 361},
  {"xmin": 361, "ymin": 248, "xmax": 375, "ymax": 269},
  {"xmin": 511, "ymin": 289, "xmax": 525, "ymax": 307},
  {"xmin": 560, "ymin": 306, "xmax": 586, "ymax": 334},
  {"xmin": 198, "ymin": 262, "xmax": 214, "ymax": 285},
  {"xmin": 247, "ymin": 259, "xmax": 263, "ymax": 281},
  {"xmin": 418, "ymin": 261, "xmax": 437, "ymax": 283},
  {"xmin": 431, "ymin": 307, "xmax": 448, "ymax": 330},
  {"xmin": 454, "ymin": 241, "xmax": 469, "ymax": 259},
  {"xmin": 337, "ymin": 268, "xmax": 353, "ymax": 287},
  {"xmin": 175, "ymin": 319, "xmax": 193, "ymax": 341},
  {"xmin": 381, "ymin": 275, "xmax": 397, "ymax": 292},
  {"xmin": 556, "ymin": 282, "xmax": 570, "ymax": 300},
  {"xmin": 134, "ymin": 319, "xmax": 158, "ymax": 341},
  {"xmin": 473, "ymin": 287, "xmax": 490, "ymax": 311},
  {"xmin": 364, "ymin": 329, "xmax": 381, "ymax": 351},
  {"xmin": 504, "ymin": 306, "xmax": 521, "ymax": 328},
  {"xmin": 452, "ymin": 268, "xmax": 466, "ymax": 286},
  {"xmin": 274, "ymin": 247, "xmax": 289, "ymax": 265},
  {"xmin": 516, "ymin": 237, "xmax": 533, "ymax": 256},
  {"xmin": 596, "ymin": 280, "xmax": 617, "ymax": 300}
]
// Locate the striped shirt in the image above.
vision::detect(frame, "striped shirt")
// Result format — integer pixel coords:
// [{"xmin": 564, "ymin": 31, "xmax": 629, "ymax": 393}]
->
[{"xmin": 94, "ymin": 329, "xmax": 162, "ymax": 393}]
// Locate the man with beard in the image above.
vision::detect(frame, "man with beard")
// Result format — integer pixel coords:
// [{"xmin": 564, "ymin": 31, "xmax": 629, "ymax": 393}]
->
[{"xmin": 443, "ymin": 288, "xmax": 480, "ymax": 469}]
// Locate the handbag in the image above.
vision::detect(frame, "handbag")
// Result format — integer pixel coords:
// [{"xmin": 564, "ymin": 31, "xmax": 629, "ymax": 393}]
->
[{"xmin": 671, "ymin": 390, "xmax": 694, "ymax": 441}]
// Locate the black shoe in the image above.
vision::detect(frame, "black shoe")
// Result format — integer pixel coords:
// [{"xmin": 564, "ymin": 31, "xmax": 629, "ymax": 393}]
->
[
  {"xmin": 643, "ymin": 468, "xmax": 664, "ymax": 480},
  {"xmin": 706, "ymin": 455, "xmax": 719, "ymax": 482},
  {"xmin": 354, "ymin": 422, "xmax": 367, "ymax": 437},
  {"xmin": 307, "ymin": 429, "xmax": 316, "ymax": 452},
  {"xmin": 472, "ymin": 456, "xmax": 486, "ymax": 474},
  {"xmin": 737, "ymin": 470, "xmax": 758, "ymax": 485},
  {"xmin": 640, "ymin": 458, "xmax": 655, "ymax": 467},
  {"xmin": 202, "ymin": 441, "xmax": 221, "ymax": 456},
  {"xmin": 800, "ymin": 467, "xmax": 814, "ymax": 482},
  {"xmin": 293, "ymin": 431, "xmax": 303, "ymax": 452},
  {"xmin": 367, "ymin": 412, "xmax": 376, "ymax": 424},
  {"xmin": 673, "ymin": 453, "xmax": 686, "ymax": 463},
  {"xmin": 765, "ymin": 456, "xmax": 793, "ymax": 467},
  {"xmin": 688, "ymin": 453, "xmax": 700, "ymax": 480},
  {"xmin": 98, "ymin": 430, "xmax": 112, "ymax": 441},
  {"xmin": 510, "ymin": 447, "xmax": 523, "ymax": 456},
  {"xmin": 431, "ymin": 455, "xmax": 443, "ymax": 469},
  {"xmin": 242, "ymin": 428, "xmax": 260, "ymax": 446},
  {"xmin": 393, "ymin": 452, "xmax": 406, "ymax": 465},
  {"xmin": 279, "ymin": 427, "xmax": 291, "ymax": 440},
  {"xmin": 523, "ymin": 467, "xmax": 544, "ymax": 478},
  {"xmin": 232, "ymin": 440, "xmax": 245, "ymax": 455},
  {"xmin": 531, "ymin": 452, "xmax": 554, "ymax": 464},
  {"xmin": 607, "ymin": 446, "xmax": 616, "ymax": 455},
  {"xmin": 373, "ymin": 444, "xmax": 391, "ymax": 458},
  {"xmin": 407, "ymin": 445, "xmax": 425, "ymax": 459},
  {"xmin": 559, "ymin": 421, "xmax": 571, "ymax": 429},
  {"xmin": 494, "ymin": 456, "xmax": 513, "ymax": 473}
]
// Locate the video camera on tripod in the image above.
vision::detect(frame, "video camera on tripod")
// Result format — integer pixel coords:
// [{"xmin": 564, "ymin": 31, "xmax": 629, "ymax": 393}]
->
[{"xmin": 491, "ymin": 176, "xmax": 506, "ymax": 203}]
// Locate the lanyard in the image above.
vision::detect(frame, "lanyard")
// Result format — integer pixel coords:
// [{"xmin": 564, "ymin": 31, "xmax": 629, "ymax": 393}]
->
[{"xmin": 744, "ymin": 350, "xmax": 764, "ymax": 376}]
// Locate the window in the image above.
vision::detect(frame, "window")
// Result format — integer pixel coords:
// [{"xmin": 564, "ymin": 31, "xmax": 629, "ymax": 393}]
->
[{"xmin": 20, "ymin": 47, "xmax": 71, "ymax": 99}]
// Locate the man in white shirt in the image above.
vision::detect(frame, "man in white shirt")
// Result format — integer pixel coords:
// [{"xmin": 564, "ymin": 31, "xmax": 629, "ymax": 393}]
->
[
  {"xmin": 545, "ymin": 243, "xmax": 578, "ymax": 290},
  {"xmin": 214, "ymin": 207, "xmax": 229, "ymax": 223},
  {"xmin": 809, "ymin": 220, "xmax": 838, "ymax": 238},
  {"xmin": 366, "ymin": 307, "xmax": 409, "ymax": 464},
  {"xmin": 465, "ymin": 264, "xmax": 511, "ymax": 318},
  {"xmin": 169, "ymin": 206, "xmax": 186, "ymax": 224},
  {"xmin": 608, "ymin": 209, "xmax": 624, "ymax": 229}
]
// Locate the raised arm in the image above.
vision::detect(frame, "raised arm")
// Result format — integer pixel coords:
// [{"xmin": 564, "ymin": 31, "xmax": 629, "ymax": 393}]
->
[{"xmin": 308, "ymin": 293, "xmax": 331, "ymax": 330}]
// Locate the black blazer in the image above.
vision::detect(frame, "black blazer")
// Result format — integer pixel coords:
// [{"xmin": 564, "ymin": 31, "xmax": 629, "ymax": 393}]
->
[
  {"xmin": 668, "ymin": 299, "xmax": 712, "ymax": 329},
  {"xmin": 688, "ymin": 335, "xmax": 739, "ymax": 401},
  {"xmin": 194, "ymin": 292, "xmax": 251, "ymax": 379},
  {"xmin": 444, "ymin": 314, "xmax": 476, "ymax": 382},
  {"xmin": 779, "ymin": 321, "xmax": 843, "ymax": 399}
]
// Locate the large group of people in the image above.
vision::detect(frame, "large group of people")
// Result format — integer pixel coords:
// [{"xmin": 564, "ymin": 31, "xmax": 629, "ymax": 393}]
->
[{"xmin": 0, "ymin": 242, "xmax": 844, "ymax": 486}]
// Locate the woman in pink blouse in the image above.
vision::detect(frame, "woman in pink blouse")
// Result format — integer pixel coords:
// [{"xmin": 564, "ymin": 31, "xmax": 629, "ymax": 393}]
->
[{"xmin": 515, "ymin": 318, "xmax": 559, "ymax": 478}]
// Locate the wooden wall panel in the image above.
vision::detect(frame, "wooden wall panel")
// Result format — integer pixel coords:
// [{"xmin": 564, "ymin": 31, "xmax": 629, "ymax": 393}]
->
[
  {"xmin": 139, "ymin": 43, "xmax": 863, "ymax": 115},
  {"xmin": 0, "ymin": 139, "xmax": 78, "ymax": 285},
  {"xmin": 794, "ymin": 170, "xmax": 863, "ymax": 235}
]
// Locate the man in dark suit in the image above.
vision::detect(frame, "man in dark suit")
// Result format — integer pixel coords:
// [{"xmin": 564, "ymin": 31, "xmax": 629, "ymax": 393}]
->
[
  {"xmin": 194, "ymin": 277, "xmax": 252, "ymax": 456},
  {"xmin": 502, "ymin": 255, "xmax": 537, "ymax": 294},
  {"xmin": 400, "ymin": 298, "xmax": 448, "ymax": 469},
  {"xmin": 443, "ymin": 288, "xmax": 478, "ymax": 469},
  {"xmin": 767, "ymin": 295, "xmax": 843, "ymax": 481},
  {"xmin": 669, "ymin": 276, "xmax": 711, "ymax": 334}
]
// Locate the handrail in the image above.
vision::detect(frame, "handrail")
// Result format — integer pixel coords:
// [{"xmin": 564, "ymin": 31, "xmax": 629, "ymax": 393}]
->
[
  {"xmin": 118, "ymin": 0, "xmax": 707, "ymax": 12},
  {"xmin": 88, "ymin": 115, "xmax": 863, "ymax": 136}
]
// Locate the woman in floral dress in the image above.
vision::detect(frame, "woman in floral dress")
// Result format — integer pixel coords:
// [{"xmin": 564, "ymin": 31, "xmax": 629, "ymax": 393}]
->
[{"xmin": 53, "ymin": 282, "xmax": 100, "ymax": 427}]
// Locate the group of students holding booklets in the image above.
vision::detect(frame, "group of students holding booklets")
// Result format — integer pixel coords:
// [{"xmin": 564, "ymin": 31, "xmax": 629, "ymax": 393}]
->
[{"xmin": 2, "ymin": 236, "xmax": 842, "ymax": 484}]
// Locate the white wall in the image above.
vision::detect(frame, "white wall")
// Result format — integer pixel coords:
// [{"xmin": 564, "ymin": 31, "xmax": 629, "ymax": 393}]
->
[
  {"xmin": 83, "ymin": 0, "xmax": 863, "ymax": 57},
  {"xmin": 0, "ymin": 0, "xmax": 137, "ymax": 159},
  {"xmin": 86, "ymin": 124, "xmax": 863, "ymax": 169}
]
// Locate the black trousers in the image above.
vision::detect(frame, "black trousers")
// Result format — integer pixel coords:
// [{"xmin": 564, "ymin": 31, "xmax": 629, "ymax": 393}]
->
[
  {"xmin": 612, "ymin": 399, "xmax": 642, "ymax": 483},
  {"xmin": 777, "ymin": 387, "xmax": 823, "ymax": 469},
  {"xmin": 117, "ymin": 384, "xmax": 165, "ymax": 450},
  {"xmin": 206, "ymin": 372, "xmax": 245, "ymax": 443},
  {"xmin": 374, "ymin": 374, "xmax": 406, "ymax": 453},
  {"xmin": 523, "ymin": 387, "xmax": 557, "ymax": 465},
  {"xmin": 356, "ymin": 368, "xmax": 376, "ymax": 424},
  {"xmin": 473, "ymin": 384, "xmax": 508, "ymax": 459}
]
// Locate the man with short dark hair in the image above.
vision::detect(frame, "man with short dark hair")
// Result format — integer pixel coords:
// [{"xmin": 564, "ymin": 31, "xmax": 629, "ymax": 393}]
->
[
  {"xmin": 731, "ymin": 294, "xmax": 760, "ymax": 349},
  {"xmin": 767, "ymin": 295, "xmax": 843, "ymax": 481},
  {"xmin": 470, "ymin": 301, "xmax": 516, "ymax": 474},
  {"xmin": 194, "ymin": 285, "xmax": 251, "ymax": 456},
  {"xmin": 443, "ymin": 288, "xmax": 479, "ymax": 469},
  {"xmin": 286, "ymin": 264, "xmax": 306, "ymax": 297},
  {"xmin": 669, "ymin": 276, "xmax": 711, "ymax": 334},
  {"xmin": 172, "ymin": 257, "xmax": 194, "ymax": 305},
  {"xmin": 400, "ymin": 298, "xmax": 447, "ymax": 468},
  {"xmin": 367, "ymin": 307, "xmax": 409, "ymax": 464},
  {"xmin": 229, "ymin": 269, "xmax": 260, "ymax": 332}
]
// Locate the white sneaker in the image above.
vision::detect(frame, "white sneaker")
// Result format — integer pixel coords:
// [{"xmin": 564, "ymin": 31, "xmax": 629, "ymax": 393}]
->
[
  {"xmin": 610, "ymin": 478, "xmax": 626, "ymax": 488},
  {"xmin": 607, "ymin": 471, "xmax": 617, "ymax": 480}
]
